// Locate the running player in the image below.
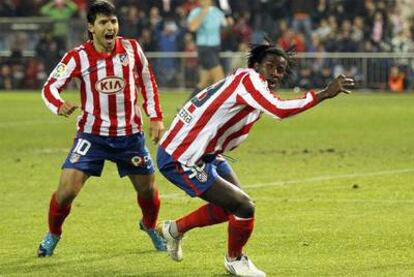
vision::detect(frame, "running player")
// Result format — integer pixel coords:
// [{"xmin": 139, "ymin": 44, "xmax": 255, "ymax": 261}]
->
[{"xmin": 156, "ymin": 42, "xmax": 354, "ymax": 276}]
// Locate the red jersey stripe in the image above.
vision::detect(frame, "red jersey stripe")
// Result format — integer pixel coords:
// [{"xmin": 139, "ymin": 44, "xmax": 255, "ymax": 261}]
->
[
  {"xmin": 171, "ymin": 72, "xmax": 247, "ymax": 161},
  {"xmin": 105, "ymin": 57, "xmax": 118, "ymax": 136},
  {"xmin": 205, "ymin": 106, "xmax": 254, "ymax": 154}
]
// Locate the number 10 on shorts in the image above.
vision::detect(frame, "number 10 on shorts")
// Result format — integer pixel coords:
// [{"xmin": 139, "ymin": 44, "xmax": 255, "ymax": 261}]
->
[{"xmin": 73, "ymin": 138, "xmax": 91, "ymax": 155}]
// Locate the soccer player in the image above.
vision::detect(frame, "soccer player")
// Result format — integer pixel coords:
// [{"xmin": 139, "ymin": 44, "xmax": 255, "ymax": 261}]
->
[
  {"xmin": 156, "ymin": 43, "xmax": 354, "ymax": 276},
  {"xmin": 38, "ymin": 0, "xmax": 166, "ymax": 257}
]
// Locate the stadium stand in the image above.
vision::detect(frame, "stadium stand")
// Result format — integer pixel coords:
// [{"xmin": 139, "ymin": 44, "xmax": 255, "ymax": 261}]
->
[{"xmin": 0, "ymin": 0, "xmax": 413, "ymax": 90}]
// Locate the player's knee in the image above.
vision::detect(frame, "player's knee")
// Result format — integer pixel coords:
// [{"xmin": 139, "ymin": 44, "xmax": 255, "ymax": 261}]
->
[
  {"xmin": 137, "ymin": 183, "xmax": 155, "ymax": 197},
  {"xmin": 235, "ymin": 197, "xmax": 255, "ymax": 218},
  {"xmin": 56, "ymin": 179, "xmax": 83, "ymax": 204}
]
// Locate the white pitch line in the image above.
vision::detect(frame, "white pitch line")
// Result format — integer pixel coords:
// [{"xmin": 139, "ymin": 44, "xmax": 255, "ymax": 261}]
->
[
  {"xmin": 161, "ymin": 168, "xmax": 414, "ymax": 199},
  {"xmin": 248, "ymin": 168, "xmax": 414, "ymax": 189}
]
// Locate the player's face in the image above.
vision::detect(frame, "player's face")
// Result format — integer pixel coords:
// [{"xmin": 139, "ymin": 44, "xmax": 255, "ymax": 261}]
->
[
  {"xmin": 88, "ymin": 14, "xmax": 119, "ymax": 52},
  {"xmin": 257, "ymin": 54, "xmax": 287, "ymax": 90}
]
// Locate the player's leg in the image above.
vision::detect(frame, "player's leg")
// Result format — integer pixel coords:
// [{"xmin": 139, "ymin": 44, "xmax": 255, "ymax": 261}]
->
[
  {"xmin": 171, "ymin": 157, "xmax": 239, "ymax": 235},
  {"xmin": 38, "ymin": 133, "xmax": 103, "ymax": 257},
  {"xmin": 38, "ymin": 169, "xmax": 89, "ymax": 257},
  {"xmin": 186, "ymin": 46, "xmax": 217, "ymax": 102},
  {"xmin": 128, "ymin": 174, "xmax": 166, "ymax": 251},
  {"xmin": 184, "ymin": 69, "xmax": 210, "ymax": 102},
  {"xmin": 209, "ymin": 64, "xmax": 225, "ymax": 83},
  {"xmin": 116, "ymin": 133, "xmax": 166, "ymax": 251},
  {"xmin": 198, "ymin": 69, "xmax": 212, "ymax": 90},
  {"xmin": 204, "ymin": 160, "xmax": 265, "ymax": 276}
]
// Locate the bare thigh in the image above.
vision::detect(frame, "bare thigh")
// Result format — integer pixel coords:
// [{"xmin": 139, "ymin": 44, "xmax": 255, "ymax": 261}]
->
[
  {"xmin": 199, "ymin": 175, "xmax": 254, "ymax": 218},
  {"xmin": 209, "ymin": 65, "xmax": 224, "ymax": 83},
  {"xmin": 56, "ymin": 168, "xmax": 89, "ymax": 206},
  {"xmin": 128, "ymin": 173, "xmax": 156, "ymax": 199}
]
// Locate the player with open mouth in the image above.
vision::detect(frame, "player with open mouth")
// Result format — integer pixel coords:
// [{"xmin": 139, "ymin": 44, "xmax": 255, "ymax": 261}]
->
[{"xmin": 156, "ymin": 41, "xmax": 354, "ymax": 276}]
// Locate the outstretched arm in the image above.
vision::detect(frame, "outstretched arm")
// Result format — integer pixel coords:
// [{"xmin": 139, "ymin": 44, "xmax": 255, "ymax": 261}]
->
[{"xmin": 316, "ymin": 74, "xmax": 354, "ymax": 103}]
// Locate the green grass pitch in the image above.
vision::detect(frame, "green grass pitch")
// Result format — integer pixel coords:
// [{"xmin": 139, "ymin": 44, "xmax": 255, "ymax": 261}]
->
[{"xmin": 0, "ymin": 91, "xmax": 413, "ymax": 276}]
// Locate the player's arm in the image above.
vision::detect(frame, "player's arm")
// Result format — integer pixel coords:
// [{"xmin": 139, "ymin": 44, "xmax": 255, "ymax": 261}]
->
[
  {"xmin": 187, "ymin": 7, "xmax": 209, "ymax": 32},
  {"xmin": 315, "ymin": 74, "xmax": 354, "ymax": 103},
  {"xmin": 239, "ymin": 74, "xmax": 318, "ymax": 119},
  {"xmin": 132, "ymin": 40, "xmax": 164, "ymax": 143},
  {"xmin": 41, "ymin": 51, "xmax": 79, "ymax": 116}
]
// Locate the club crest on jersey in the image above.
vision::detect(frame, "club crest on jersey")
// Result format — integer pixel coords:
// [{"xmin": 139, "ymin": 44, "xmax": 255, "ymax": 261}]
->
[
  {"xmin": 95, "ymin": 76, "xmax": 125, "ymax": 95},
  {"xmin": 196, "ymin": 171, "xmax": 208, "ymax": 183},
  {"xmin": 182, "ymin": 163, "xmax": 208, "ymax": 183},
  {"xmin": 52, "ymin": 63, "xmax": 68, "ymax": 79},
  {"xmin": 69, "ymin": 153, "xmax": 81, "ymax": 163},
  {"xmin": 119, "ymin": 53, "xmax": 129, "ymax": 66}
]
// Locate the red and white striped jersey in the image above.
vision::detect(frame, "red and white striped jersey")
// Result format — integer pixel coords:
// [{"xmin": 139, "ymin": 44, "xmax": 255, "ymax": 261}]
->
[
  {"xmin": 42, "ymin": 37, "xmax": 163, "ymax": 137},
  {"xmin": 160, "ymin": 68, "xmax": 318, "ymax": 166}
]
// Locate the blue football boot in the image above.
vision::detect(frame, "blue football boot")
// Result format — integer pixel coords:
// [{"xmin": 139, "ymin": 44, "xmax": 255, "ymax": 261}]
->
[
  {"xmin": 37, "ymin": 232, "xmax": 61, "ymax": 257},
  {"xmin": 139, "ymin": 220, "xmax": 167, "ymax": 251}
]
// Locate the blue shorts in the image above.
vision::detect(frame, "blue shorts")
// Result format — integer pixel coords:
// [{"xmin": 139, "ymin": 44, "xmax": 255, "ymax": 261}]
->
[
  {"xmin": 156, "ymin": 147, "xmax": 233, "ymax": 197},
  {"xmin": 62, "ymin": 132, "xmax": 155, "ymax": 177}
]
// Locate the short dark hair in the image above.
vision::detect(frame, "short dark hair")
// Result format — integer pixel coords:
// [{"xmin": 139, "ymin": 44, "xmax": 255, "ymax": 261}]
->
[
  {"xmin": 86, "ymin": 1, "xmax": 116, "ymax": 39},
  {"xmin": 248, "ymin": 39, "xmax": 296, "ymax": 82},
  {"xmin": 87, "ymin": 0, "xmax": 116, "ymax": 24}
]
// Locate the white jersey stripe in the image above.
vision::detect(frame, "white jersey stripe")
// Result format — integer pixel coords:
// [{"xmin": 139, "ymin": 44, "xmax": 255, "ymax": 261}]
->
[
  {"xmin": 42, "ymin": 38, "xmax": 163, "ymax": 137},
  {"xmin": 112, "ymin": 54, "xmax": 126, "ymax": 136},
  {"xmin": 161, "ymin": 68, "xmax": 318, "ymax": 165},
  {"xmin": 136, "ymin": 43, "xmax": 156, "ymax": 117},
  {"xmin": 97, "ymin": 59, "xmax": 110, "ymax": 136}
]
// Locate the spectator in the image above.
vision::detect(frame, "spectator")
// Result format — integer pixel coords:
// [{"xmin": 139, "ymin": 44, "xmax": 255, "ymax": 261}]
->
[
  {"xmin": 181, "ymin": 0, "xmax": 199, "ymax": 15},
  {"xmin": 139, "ymin": 28, "xmax": 158, "ymax": 52},
  {"xmin": 232, "ymin": 12, "xmax": 253, "ymax": 44},
  {"xmin": 388, "ymin": 65, "xmax": 405, "ymax": 92},
  {"xmin": 119, "ymin": 4, "xmax": 146, "ymax": 39},
  {"xmin": 40, "ymin": 0, "xmax": 78, "ymax": 51},
  {"xmin": 0, "ymin": 64, "xmax": 13, "ymax": 90},
  {"xmin": 149, "ymin": 6, "xmax": 163, "ymax": 33},
  {"xmin": 291, "ymin": 0, "xmax": 315, "ymax": 43},
  {"xmin": 183, "ymin": 32, "xmax": 198, "ymax": 87},
  {"xmin": 312, "ymin": 0, "xmax": 330, "ymax": 25},
  {"xmin": 35, "ymin": 31, "xmax": 61, "ymax": 72},
  {"xmin": 313, "ymin": 65, "xmax": 334, "ymax": 88},
  {"xmin": 157, "ymin": 19, "xmax": 181, "ymax": 86}
]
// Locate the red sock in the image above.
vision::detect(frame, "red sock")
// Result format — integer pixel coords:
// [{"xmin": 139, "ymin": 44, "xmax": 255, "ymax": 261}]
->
[
  {"xmin": 137, "ymin": 188, "xmax": 160, "ymax": 229},
  {"xmin": 176, "ymin": 203, "xmax": 230, "ymax": 234},
  {"xmin": 48, "ymin": 193, "xmax": 71, "ymax": 236},
  {"xmin": 227, "ymin": 215, "xmax": 254, "ymax": 258}
]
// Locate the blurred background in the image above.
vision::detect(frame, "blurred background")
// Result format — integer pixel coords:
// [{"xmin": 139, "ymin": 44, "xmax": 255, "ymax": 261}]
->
[{"xmin": 0, "ymin": 0, "xmax": 413, "ymax": 92}]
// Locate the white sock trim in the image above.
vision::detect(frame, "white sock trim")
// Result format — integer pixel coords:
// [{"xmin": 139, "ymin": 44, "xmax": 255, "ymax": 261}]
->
[{"xmin": 233, "ymin": 216, "xmax": 253, "ymax": 221}]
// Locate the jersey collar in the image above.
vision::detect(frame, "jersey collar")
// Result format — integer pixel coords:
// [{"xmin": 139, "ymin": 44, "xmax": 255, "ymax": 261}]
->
[{"xmin": 86, "ymin": 37, "xmax": 125, "ymax": 59}]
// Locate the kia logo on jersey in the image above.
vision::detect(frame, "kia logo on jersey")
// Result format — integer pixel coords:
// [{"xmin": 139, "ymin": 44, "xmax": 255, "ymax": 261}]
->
[{"xmin": 95, "ymin": 76, "xmax": 125, "ymax": 94}]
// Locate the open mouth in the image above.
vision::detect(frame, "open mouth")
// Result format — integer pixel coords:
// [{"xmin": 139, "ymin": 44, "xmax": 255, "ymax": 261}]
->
[
  {"xmin": 267, "ymin": 79, "xmax": 278, "ymax": 89},
  {"xmin": 104, "ymin": 33, "xmax": 115, "ymax": 41}
]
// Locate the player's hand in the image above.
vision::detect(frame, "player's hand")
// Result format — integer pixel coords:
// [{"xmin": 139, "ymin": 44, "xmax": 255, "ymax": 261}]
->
[
  {"xmin": 58, "ymin": 101, "xmax": 79, "ymax": 117},
  {"xmin": 149, "ymin": 120, "xmax": 164, "ymax": 144},
  {"xmin": 317, "ymin": 75, "xmax": 354, "ymax": 102}
]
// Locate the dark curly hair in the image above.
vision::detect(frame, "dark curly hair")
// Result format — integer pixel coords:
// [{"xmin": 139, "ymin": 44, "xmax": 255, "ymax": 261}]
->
[{"xmin": 247, "ymin": 38, "xmax": 296, "ymax": 83}]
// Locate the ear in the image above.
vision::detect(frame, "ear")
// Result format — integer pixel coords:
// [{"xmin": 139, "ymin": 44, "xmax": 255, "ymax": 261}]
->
[{"xmin": 88, "ymin": 23, "xmax": 94, "ymax": 35}]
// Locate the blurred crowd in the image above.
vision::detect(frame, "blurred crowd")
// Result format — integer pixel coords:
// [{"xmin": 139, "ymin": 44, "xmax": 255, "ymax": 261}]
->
[{"xmin": 1, "ymin": 0, "xmax": 413, "ymax": 91}]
